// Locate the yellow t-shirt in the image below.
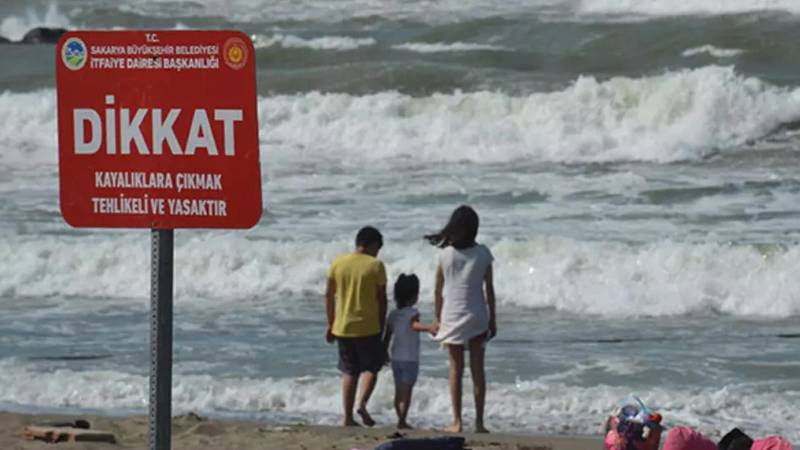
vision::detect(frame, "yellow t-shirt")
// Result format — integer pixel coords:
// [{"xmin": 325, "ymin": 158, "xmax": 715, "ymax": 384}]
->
[{"xmin": 328, "ymin": 253, "xmax": 387, "ymax": 337}]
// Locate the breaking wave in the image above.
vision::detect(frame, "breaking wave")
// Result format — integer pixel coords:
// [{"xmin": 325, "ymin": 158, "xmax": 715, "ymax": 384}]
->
[
  {"xmin": 2, "ymin": 67, "xmax": 800, "ymax": 167},
  {"xmin": 0, "ymin": 2, "xmax": 71, "ymax": 42},
  {"xmin": 0, "ymin": 359, "xmax": 797, "ymax": 440},
  {"xmin": 252, "ymin": 34, "xmax": 376, "ymax": 51},
  {"xmin": 576, "ymin": 0, "xmax": 800, "ymax": 18},
  {"xmin": 681, "ymin": 45, "xmax": 744, "ymax": 58},
  {"xmin": 392, "ymin": 42, "xmax": 508, "ymax": 53},
  {"xmin": 2, "ymin": 233, "xmax": 800, "ymax": 319}
]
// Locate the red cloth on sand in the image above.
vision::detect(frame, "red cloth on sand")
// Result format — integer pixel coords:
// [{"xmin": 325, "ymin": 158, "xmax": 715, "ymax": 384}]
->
[
  {"xmin": 752, "ymin": 437, "xmax": 794, "ymax": 450},
  {"xmin": 662, "ymin": 426, "xmax": 717, "ymax": 450}
]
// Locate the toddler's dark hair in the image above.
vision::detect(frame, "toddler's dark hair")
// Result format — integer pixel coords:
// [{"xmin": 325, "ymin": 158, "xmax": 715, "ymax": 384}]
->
[{"xmin": 394, "ymin": 273, "xmax": 419, "ymax": 308}]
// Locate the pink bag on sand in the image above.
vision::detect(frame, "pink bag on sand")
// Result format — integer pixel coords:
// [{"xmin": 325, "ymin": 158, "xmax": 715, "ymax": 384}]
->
[
  {"xmin": 604, "ymin": 418, "xmax": 622, "ymax": 450},
  {"xmin": 662, "ymin": 426, "xmax": 717, "ymax": 450},
  {"xmin": 752, "ymin": 437, "xmax": 794, "ymax": 450}
]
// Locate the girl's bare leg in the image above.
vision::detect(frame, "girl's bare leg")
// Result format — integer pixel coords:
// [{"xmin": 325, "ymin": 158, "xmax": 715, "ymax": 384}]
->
[
  {"xmin": 469, "ymin": 335, "xmax": 488, "ymax": 433},
  {"xmin": 446, "ymin": 344, "xmax": 464, "ymax": 432}
]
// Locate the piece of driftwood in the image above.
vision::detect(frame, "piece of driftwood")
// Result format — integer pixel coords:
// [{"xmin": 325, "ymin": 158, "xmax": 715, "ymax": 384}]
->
[{"xmin": 23, "ymin": 425, "xmax": 117, "ymax": 444}]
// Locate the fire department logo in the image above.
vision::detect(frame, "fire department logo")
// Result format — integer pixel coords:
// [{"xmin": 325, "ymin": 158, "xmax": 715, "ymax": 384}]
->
[
  {"xmin": 62, "ymin": 37, "xmax": 88, "ymax": 71},
  {"xmin": 223, "ymin": 37, "xmax": 248, "ymax": 70}
]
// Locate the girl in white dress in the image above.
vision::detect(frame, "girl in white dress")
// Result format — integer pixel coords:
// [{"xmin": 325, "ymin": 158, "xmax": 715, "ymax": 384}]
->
[{"xmin": 426, "ymin": 205, "xmax": 497, "ymax": 433}]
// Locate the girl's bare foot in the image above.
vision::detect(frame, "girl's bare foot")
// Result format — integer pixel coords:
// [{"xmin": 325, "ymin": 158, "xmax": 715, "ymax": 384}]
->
[
  {"xmin": 343, "ymin": 419, "xmax": 361, "ymax": 427},
  {"xmin": 357, "ymin": 407, "xmax": 375, "ymax": 427},
  {"xmin": 397, "ymin": 421, "xmax": 413, "ymax": 430},
  {"xmin": 475, "ymin": 424, "xmax": 490, "ymax": 434},
  {"xmin": 444, "ymin": 422, "xmax": 462, "ymax": 433}
]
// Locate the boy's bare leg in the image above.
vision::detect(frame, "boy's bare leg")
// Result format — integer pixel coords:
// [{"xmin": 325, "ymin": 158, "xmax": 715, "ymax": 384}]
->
[
  {"xmin": 445, "ymin": 345, "xmax": 464, "ymax": 433},
  {"xmin": 395, "ymin": 383, "xmax": 413, "ymax": 429},
  {"xmin": 342, "ymin": 373, "xmax": 360, "ymax": 427},
  {"xmin": 469, "ymin": 335, "xmax": 489, "ymax": 434},
  {"xmin": 356, "ymin": 371, "xmax": 377, "ymax": 427}
]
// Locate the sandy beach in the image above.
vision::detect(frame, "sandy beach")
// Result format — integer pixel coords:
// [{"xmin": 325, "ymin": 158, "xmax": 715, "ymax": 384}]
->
[
  {"xmin": 4, "ymin": 0, "xmax": 800, "ymax": 444},
  {"xmin": 1, "ymin": 411, "xmax": 601, "ymax": 450}
]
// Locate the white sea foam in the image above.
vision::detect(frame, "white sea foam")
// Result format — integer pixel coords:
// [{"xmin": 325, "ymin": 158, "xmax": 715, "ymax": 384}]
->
[
  {"xmin": 682, "ymin": 45, "xmax": 745, "ymax": 58},
  {"xmin": 262, "ymin": 65, "xmax": 800, "ymax": 163},
  {"xmin": 2, "ymin": 233, "xmax": 800, "ymax": 319},
  {"xmin": 4, "ymin": 67, "xmax": 799, "ymax": 167},
  {"xmin": 252, "ymin": 34, "xmax": 376, "ymax": 50},
  {"xmin": 392, "ymin": 42, "xmax": 508, "ymax": 53},
  {"xmin": 0, "ymin": 2, "xmax": 72, "ymax": 42},
  {"xmin": 0, "ymin": 90, "xmax": 57, "ymax": 169},
  {"xmin": 113, "ymin": 0, "xmax": 800, "ymax": 24},
  {"xmin": 0, "ymin": 359, "xmax": 797, "ymax": 440},
  {"xmin": 117, "ymin": 0, "xmax": 564, "ymax": 24},
  {"xmin": 576, "ymin": 0, "xmax": 800, "ymax": 17}
]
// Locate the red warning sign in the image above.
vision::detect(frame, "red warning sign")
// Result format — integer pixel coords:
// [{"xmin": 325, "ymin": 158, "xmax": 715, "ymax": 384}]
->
[{"xmin": 56, "ymin": 30, "xmax": 262, "ymax": 229}]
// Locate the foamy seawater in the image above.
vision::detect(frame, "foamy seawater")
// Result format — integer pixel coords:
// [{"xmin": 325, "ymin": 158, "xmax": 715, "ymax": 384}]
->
[{"xmin": 1, "ymin": 0, "xmax": 800, "ymax": 441}]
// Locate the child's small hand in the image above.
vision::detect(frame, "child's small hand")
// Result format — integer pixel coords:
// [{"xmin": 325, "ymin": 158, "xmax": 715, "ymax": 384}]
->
[{"xmin": 325, "ymin": 325, "xmax": 335, "ymax": 343}]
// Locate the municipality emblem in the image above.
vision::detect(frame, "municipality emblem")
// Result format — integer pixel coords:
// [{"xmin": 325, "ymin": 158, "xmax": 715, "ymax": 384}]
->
[
  {"xmin": 223, "ymin": 37, "xmax": 248, "ymax": 70},
  {"xmin": 62, "ymin": 37, "xmax": 87, "ymax": 71}
]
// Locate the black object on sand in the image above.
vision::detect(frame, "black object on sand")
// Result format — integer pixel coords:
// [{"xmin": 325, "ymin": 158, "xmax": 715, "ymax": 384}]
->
[
  {"xmin": 374, "ymin": 436, "xmax": 465, "ymax": 450},
  {"xmin": 37, "ymin": 419, "xmax": 91, "ymax": 429},
  {"xmin": 718, "ymin": 428, "xmax": 754, "ymax": 450}
]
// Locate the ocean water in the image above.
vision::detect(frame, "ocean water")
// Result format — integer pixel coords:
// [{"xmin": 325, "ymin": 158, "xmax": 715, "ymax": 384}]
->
[{"xmin": 2, "ymin": 0, "xmax": 800, "ymax": 441}]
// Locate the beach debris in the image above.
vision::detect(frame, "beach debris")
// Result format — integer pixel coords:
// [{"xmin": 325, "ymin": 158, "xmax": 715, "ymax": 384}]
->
[
  {"xmin": 37, "ymin": 419, "xmax": 92, "ymax": 429},
  {"xmin": 604, "ymin": 396, "xmax": 663, "ymax": 450},
  {"xmin": 718, "ymin": 429, "xmax": 794, "ymax": 450},
  {"xmin": 279, "ymin": 426, "xmax": 302, "ymax": 431},
  {"xmin": 751, "ymin": 436, "xmax": 793, "ymax": 450},
  {"xmin": 662, "ymin": 426, "xmax": 716, "ymax": 450},
  {"xmin": 183, "ymin": 411, "xmax": 206, "ymax": 422},
  {"xmin": 23, "ymin": 423, "xmax": 117, "ymax": 444},
  {"xmin": 718, "ymin": 428, "xmax": 753, "ymax": 450},
  {"xmin": 374, "ymin": 436, "xmax": 465, "ymax": 450}
]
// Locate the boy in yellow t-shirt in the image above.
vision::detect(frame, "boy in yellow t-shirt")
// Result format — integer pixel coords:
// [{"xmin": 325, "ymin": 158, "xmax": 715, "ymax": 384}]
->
[{"xmin": 325, "ymin": 226, "xmax": 388, "ymax": 427}]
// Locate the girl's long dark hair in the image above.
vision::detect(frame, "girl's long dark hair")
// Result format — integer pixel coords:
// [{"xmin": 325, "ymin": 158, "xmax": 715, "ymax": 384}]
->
[{"xmin": 425, "ymin": 205, "xmax": 479, "ymax": 249}]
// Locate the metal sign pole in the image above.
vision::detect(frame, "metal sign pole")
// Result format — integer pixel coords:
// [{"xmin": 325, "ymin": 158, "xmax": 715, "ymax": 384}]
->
[{"xmin": 149, "ymin": 229, "xmax": 174, "ymax": 450}]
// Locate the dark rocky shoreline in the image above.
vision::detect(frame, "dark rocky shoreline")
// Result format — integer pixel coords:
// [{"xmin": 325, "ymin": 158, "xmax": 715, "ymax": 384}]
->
[{"xmin": 0, "ymin": 26, "xmax": 68, "ymax": 44}]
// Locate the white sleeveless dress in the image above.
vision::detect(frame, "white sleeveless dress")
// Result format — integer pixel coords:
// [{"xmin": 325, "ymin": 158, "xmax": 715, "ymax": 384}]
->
[{"xmin": 435, "ymin": 244, "xmax": 494, "ymax": 346}]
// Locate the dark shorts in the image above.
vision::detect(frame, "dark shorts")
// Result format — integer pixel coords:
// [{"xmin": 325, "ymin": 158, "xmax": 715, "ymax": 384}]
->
[
  {"xmin": 391, "ymin": 360, "xmax": 419, "ymax": 386},
  {"xmin": 336, "ymin": 334, "xmax": 384, "ymax": 376}
]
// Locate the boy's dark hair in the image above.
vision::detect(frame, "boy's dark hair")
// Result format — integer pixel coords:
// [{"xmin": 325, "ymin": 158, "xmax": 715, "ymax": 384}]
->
[
  {"xmin": 356, "ymin": 226, "xmax": 383, "ymax": 249},
  {"xmin": 425, "ymin": 205, "xmax": 479, "ymax": 249},
  {"xmin": 394, "ymin": 273, "xmax": 419, "ymax": 308}
]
